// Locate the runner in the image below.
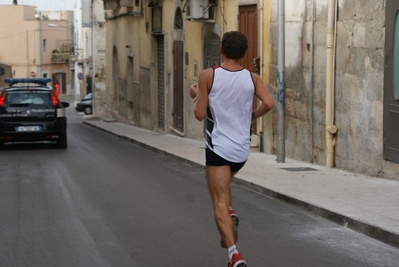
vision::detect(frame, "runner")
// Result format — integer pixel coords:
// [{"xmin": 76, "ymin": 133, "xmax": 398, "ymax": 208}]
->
[
  {"xmin": 54, "ymin": 81, "xmax": 60, "ymax": 96},
  {"xmin": 190, "ymin": 31, "xmax": 274, "ymax": 267}
]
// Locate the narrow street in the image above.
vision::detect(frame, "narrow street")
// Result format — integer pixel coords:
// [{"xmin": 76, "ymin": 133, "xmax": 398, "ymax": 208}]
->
[{"xmin": 0, "ymin": 101, "xmax": 398, "ymax": 267}]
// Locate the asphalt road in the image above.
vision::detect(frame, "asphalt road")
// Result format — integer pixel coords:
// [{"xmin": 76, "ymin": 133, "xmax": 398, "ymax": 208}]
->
[{"xmin": 0, "ymin": 100, "xmax": 399, "ymax": 267}]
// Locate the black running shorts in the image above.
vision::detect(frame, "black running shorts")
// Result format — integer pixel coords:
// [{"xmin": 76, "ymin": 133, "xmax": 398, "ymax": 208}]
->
[{"xmin": 205, "ymin": 148, "xmax": 246, "ymax": 172}]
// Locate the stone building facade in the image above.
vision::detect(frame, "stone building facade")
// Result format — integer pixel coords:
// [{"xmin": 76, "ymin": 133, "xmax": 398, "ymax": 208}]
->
[
  {"xmin": 92, "ymin": 0, "xmax": 107, "ymax": 117},
  {"xmin": 99, "ymin": 0, "xmax": 399, "ymax": 180},
  {"xmin": 268, "ymin": 0, "xmax": 399, "ymax": 179},
  {"xmin": 0, "ymin": 5, "xmax": 73, "ymax": 95}
]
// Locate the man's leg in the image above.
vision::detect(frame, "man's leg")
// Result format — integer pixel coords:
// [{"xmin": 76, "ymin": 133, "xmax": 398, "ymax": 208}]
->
[
  {"xmin": 220, "ymin": 171, "xmax": 239, "ymax": 248},
  {"xmin": 206, "ymin": 165, "xmax": 235, "ymax": 248}
]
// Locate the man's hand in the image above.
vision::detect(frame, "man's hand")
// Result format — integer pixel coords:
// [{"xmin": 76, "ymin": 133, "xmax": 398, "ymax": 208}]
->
[{"xmin": 190, "ymin": 84, "xmax": 198, "ymax": 99}]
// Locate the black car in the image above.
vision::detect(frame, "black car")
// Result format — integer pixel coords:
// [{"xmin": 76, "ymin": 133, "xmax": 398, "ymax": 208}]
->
[
  {"xmin": 75, "ymin": 93, "xmax": 92, "ymax": 115},
  {"xmin": 0, "ymin": 78, "xmax": 70, "ymax": 149}
]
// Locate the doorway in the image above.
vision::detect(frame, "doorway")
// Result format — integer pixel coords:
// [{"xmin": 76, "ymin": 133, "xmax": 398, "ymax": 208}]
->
[
  {"xmin": 383, "ymin": 0, "xmax": 399, "ymax": 163},
  {"xmin": 52, "ymin": 72, "xmax": 66, "ymax": 95},
  {"xmin": 203, "ymin": 32, "xmax": 221, "ymax": 69},
  {"xmin": 238, "ymin": 4, "xmax": 258, "ymax": 134},
  {"xmin": 173, "ymin": 40, "xmax": 184, "ymax": 132},
  {"xmin": 157, "ymin": 36, "xmax": 165, "ymax": 130}
]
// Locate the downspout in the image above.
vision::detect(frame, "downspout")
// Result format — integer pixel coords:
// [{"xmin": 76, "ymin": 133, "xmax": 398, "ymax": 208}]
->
[{"xmin": 326, "ymin": 0, "xmax": 338, "ymax": 168}]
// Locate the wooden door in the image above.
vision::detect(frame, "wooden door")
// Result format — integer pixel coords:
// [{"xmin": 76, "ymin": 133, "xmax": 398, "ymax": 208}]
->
[{"xmin": 239, "ymin": 5, "xmax": 258, "ymax": 134}]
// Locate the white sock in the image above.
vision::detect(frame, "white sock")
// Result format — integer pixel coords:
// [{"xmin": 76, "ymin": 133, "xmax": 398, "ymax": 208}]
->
[{"xmin": 228, "ymin": 245, "xmax": 238, "ymax": 260}]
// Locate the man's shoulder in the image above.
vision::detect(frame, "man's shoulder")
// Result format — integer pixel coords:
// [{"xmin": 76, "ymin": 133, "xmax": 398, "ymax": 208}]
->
[
  {"xmin": 201, "ymin": 67, "xmax": 216, "ymax": 73},
  {"xmin": 199, "ymin": 68, "xmax": 214, "ymax": 79},
  {"xmin": 249, "ymin": 71, "xmax": 261, "ymax": 82}
]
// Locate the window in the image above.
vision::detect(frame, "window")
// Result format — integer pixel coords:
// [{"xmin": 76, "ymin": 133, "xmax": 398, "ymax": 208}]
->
[
  {"xmin": 6, "ymin": 91, "xmax": 51, "ymax": 105},
  {"xmin": 152, "ymin": 6, "xmax": 162, "ymax": 34},
  {"xmin": 43, "ymin": 39, "xmax": 47, "ymax": 51},
  {"xmin": 174, "ymin": 7, "xmax": 183, "ymax": 29}
]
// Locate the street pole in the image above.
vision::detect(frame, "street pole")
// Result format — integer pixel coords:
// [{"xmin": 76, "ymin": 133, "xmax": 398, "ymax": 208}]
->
[
  {"xmin": 36, "ymin": 20, "xmax": 42, "ymax": 79},
  {"xmin": 277, "ymin": 0, "xmax": 285, "ymax": 163},
  {"xmin": 26, "ymin": 29, "xmax": 29, "ymax": 77}
]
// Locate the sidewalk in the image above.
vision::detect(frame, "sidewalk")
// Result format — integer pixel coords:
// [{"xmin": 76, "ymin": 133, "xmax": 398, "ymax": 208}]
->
[{"xmin": 83, "ymin": 118, "xmax": 399, "ymax": 248}]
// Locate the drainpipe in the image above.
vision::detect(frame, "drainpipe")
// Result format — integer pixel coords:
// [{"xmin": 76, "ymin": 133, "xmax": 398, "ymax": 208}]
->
[{"xmin": 326, "ymin": 0, "xmax": 338, "ymax": 168}]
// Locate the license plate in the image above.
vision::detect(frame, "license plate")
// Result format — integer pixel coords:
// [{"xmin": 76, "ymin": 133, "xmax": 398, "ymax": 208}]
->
[{"xmin": 16, "ymin": 126, "xmax": 42, "ymax": 132}]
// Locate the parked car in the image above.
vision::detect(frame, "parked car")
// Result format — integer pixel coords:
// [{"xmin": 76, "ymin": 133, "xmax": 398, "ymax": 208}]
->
[
  {"xmin": 0, "ymin": 78, "xmax": 70, "ymax": 149},
  {"xmin": 75, "ymin": 93, "xmax": 92, "ymax": 115}
]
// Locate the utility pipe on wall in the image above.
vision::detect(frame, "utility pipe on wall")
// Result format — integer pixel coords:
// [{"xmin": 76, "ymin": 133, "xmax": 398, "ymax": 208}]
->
[{"xmin": 326, "ymin": 0, "xmax": 338, "ymax": 168}]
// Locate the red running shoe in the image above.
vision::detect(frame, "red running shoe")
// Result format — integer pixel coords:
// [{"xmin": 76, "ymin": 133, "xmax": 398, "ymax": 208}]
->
[
  {"xmin": 228, "ymin": 252, "xmax": 247, "ymax": 267},
  {"xmin": 230, "ymin": 209, "xmax": 239, "ymax": 229},
  {"xmin": 221, "ymin": 209, "xmax": 239, "ymax": 248}
]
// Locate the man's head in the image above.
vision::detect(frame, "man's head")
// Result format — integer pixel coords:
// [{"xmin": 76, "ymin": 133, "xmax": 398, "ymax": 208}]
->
[{"xmin": 221, "ymin": 31, "xmax": 248, "ymax": 60}]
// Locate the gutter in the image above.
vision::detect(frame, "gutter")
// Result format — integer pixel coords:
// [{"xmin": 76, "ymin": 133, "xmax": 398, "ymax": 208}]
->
[{"xmin": 326, "ymin": 0, "xmax": 338, "ymax": 168}]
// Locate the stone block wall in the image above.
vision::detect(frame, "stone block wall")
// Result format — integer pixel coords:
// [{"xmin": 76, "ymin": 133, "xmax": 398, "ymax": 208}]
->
[
  {"xmin": 118, "ymin": 77, "xmax": 128, "ymax": 120},
  {"xmin": 269, "ymin": 0, "xmax": 399, "ymax": 178}
]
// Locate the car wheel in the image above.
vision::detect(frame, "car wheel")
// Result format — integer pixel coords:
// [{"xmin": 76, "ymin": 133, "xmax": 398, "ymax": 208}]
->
[
  {"xmin": 83, "ymin": 106, "xmax": 92, "ymax": 115},
  {"xmin": 57, "ymin": 134, "xmax": 67, "ymax": 149},
  {"xmin": 0, "ymin": 142, "xmax": 4, "ymax": 150}
]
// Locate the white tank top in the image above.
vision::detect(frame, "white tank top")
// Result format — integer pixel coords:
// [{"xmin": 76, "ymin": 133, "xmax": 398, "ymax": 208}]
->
[{"xmin": 205, "ymin": 66, "xmax": 255, "ymax": 162}]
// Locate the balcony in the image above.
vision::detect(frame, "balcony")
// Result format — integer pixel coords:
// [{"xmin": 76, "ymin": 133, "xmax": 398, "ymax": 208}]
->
[
  {"xmin": 103, "ymin": 0, "xmax": 120, "ymax": 10},
  {"xmin": 103, "ymin": 0, "xmax": 137, "ymax": 10},
  {"xmin": 51, "ymin": 51, "xmax": 71, "ymax": 64}
]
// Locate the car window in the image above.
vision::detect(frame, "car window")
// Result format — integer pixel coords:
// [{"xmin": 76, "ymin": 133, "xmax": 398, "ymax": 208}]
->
[
  {"xmin": 83, "ymin": 93, "xmax": 92, "ymax": 101},
  {"xmin": 6, "ymin": 91, "xmax": 52, "ymax": 105}
]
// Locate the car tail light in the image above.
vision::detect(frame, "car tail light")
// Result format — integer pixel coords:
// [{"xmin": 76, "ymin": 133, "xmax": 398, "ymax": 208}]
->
[
  {"xmin": 0, "ymin": 92, "xmax": 5, "ymax": 106},
  {"xmin": 50, "ymin": 91, "xmax": 59, "ymax": 106}
]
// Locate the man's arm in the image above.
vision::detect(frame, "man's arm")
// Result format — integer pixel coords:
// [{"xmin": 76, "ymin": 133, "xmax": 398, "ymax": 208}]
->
[
  {"xmin": 193, "ymin": 68, "xmax": 212, "ymax": 121},
  {"xmin": 252, "ymin": 73, "xmax": 275, "ymax": 120}
]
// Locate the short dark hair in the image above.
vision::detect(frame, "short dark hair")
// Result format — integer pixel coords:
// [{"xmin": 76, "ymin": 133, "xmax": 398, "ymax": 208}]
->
[{"xmin": 221, "ymin": 31, "xmax": 248, "ymax": 60}]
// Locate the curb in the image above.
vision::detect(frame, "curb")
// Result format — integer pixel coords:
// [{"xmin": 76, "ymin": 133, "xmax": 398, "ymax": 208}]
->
[
  {"xmin": 232, "ymin": 178, "xmax": 399, "ymax": 249},
  {"xmin": 83, "ymin": 120, "xmax": 399, "ymax": 249}
]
